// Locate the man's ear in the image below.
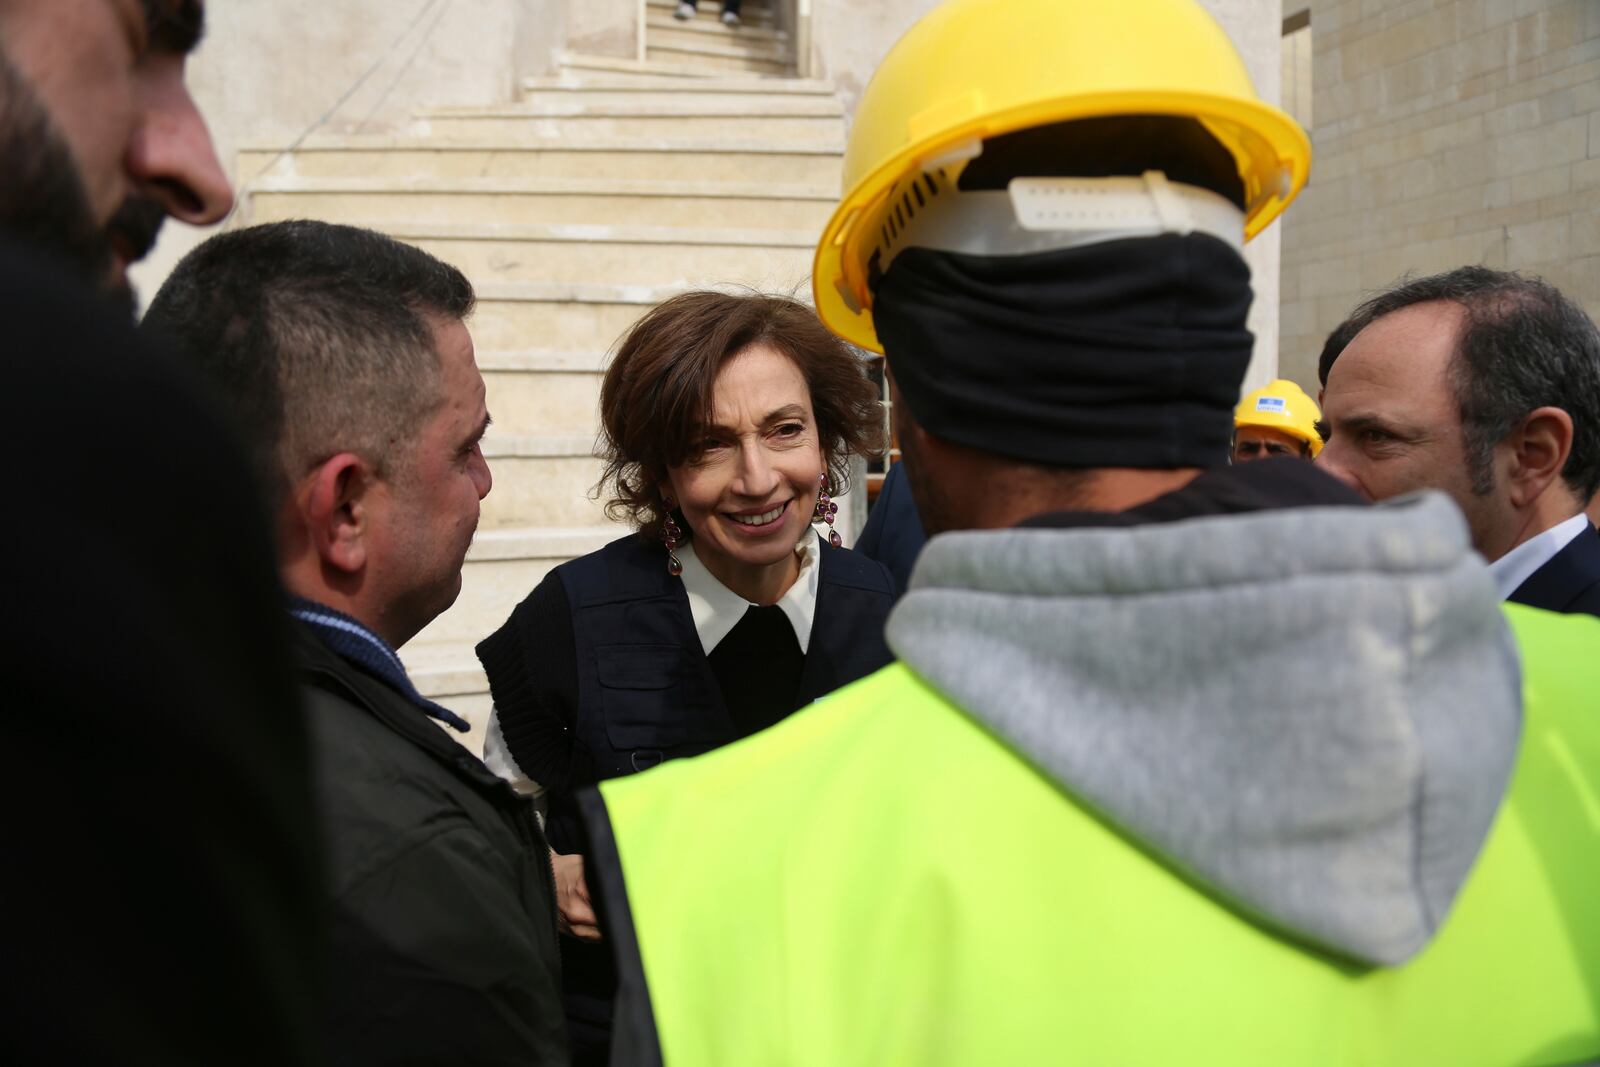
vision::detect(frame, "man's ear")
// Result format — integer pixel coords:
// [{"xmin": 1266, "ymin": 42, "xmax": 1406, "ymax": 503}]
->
[
  {"xmin": 1503, "ymin": 406, "xmax": 1574, "ymax": 509},
  {"xmin": 302, "ymin": 453, "xmax": 374, "ymax": 575}
]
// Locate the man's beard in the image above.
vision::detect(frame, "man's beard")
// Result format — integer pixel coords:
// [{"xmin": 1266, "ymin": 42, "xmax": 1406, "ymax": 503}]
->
[{"xmin": 0, "ymin": 46, "xmax": 161, "ymax": 316}]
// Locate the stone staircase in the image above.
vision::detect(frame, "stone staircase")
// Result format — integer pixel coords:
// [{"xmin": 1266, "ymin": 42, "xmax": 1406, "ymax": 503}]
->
[{"xmin": 235, "ymin": 0, "xmax": 842, "ymax": 752}]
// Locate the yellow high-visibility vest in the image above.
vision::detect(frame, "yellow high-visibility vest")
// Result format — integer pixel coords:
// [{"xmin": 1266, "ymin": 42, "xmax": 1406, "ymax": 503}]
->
[{"xmin": 600, "ymin": 603, "xmax": 1600, "ymax": 1066}]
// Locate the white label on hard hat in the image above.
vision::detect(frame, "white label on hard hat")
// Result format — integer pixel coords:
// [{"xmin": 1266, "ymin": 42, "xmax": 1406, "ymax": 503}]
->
[
  {"xmin": 1008, "ymin": 176, "xmax": 1244, "ymax": 253},
  {"xmin": 1256, "ymin": 397, "xmax": 1288, "ymax": 414}
]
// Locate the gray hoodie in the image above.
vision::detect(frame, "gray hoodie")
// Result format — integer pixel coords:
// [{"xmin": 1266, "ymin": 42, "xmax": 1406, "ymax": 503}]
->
[{"xmin": 885, "ymin": 491, "xmax": 1521, "ymax": 967}]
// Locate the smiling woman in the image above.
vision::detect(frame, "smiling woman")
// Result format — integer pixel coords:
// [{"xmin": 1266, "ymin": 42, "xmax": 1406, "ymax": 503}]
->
[
  {"xmin": 599, "ymin": 291, "xmax": 883, "ymax": 591},
  {"xmin": 474, "ymin": 290, "xmax": 893, "ymax": 1064}
]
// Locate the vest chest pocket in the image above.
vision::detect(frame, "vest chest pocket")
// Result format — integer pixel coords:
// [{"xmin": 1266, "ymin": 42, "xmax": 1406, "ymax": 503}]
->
[{"xmin": 596, "ymin": 644, "xmax": 721, "ymax": 752}]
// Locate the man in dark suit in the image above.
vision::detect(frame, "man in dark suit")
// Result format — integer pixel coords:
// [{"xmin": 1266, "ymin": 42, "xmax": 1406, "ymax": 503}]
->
[
  {"xmin": 1316, "ymin": 266, "xmax": 1600, "ymax": 619},
  {"xmin": 1, "ymin": 2, "xmax": 323, "ymax": 1062},
  {"xmin": 1501, "ymin": 517, "xmax": 1600, "ymax": 616}
]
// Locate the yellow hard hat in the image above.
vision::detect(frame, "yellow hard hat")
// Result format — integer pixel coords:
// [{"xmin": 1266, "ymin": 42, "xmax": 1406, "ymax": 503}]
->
[
  {"xmin": 813, "ymin": 0, "xmax": 1312, "ymax": 353},
  {"xmin": 1234, "ymin": 379, "xmax": 1323, "ymax": 457}
]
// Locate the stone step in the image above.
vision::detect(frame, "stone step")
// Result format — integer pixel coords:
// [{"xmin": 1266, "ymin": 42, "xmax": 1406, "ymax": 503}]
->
[
  {"xmin": 644, "ymin": 44, "xmax": 790, "ymax": 76},
  {"xmin": 238, "ymin": 138, "xmax": 842, "ymax": 185},
  {"xmin": 469, "ymin": 277, "xmax": 811, "ymax": 356},
  {"xmin": 517, "ymin": 86, "xmax": 830, "ymax": 109},
  {"xmin": 411, "ymin": 104, "xmax": 839, "ymax": 143},
  {"xmin": 644, "ymin": 27, "xmax": 788, "ymax": 61},
  {"xmin": 438, "ymin": 94, "xmax": 840, "ymax": 117},
  {"xmin": 478, "ymin": 449, "xmax": 609, "ymax": 530},
  {"xmin": 646, "ymin": 14, "xmax": 787, "ymax": 50},
  {"xmin": 477, "ymin": 348, "xmax": 611, "ymax": 373},
  {"xmin": 482, "ymin": 431, "xmax": 601, "ymax": 460},
  {"xmin": 480, "ymin": 367, "xmax": 602, "ymax": 436},
  {"xmin": 462, "ymin": 284, "xmax": 813, "ymax": 358},
  {"xmin": 521, "ymin": 72, "xmax": 833, "ymax": 98},
  {"xmin": 468, "ymin": 282, "xmax": 666, "ymax": 352},
  {"xmin": 645, "ymin": 0, "xmax": 777, "ymax": 27},
  {"xmin": 438, "ymin": 96, "xmax": 840, "ymax": 119},
  {"xmin": 394, "ymin": 223, "xmax": 814, "ymax": 288},
  {"xmin": 555, "ymin": 51, "xmax": 735, "ymax": 80},
  {"xmin": 408, "ymin": 642, "xmax": 490, "ymax": 701},
  {"xmin": 244, "ymin": 176, "xmax": 836, "ymax": 231},
  {"xmin": 408, "ymin": 648, "xmax": 488, "ymax": 702}
]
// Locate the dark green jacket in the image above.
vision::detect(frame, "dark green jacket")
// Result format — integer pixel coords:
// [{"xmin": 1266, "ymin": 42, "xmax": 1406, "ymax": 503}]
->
[{"xmin": 295, "ymin": 623, "xmax": 566, "ymax": 1065}]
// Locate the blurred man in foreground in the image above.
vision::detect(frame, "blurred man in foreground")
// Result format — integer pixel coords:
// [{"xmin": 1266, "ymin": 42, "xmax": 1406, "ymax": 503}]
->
[
  {"xmin": 0, "ymin": 1, "xmax": 322, "ymax": 1062},
  {"xmin": 0, "ymin": 0, "xmax": 232, "ymax": 306}
]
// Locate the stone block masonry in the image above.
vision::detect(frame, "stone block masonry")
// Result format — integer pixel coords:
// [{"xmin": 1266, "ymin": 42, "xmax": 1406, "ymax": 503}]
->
[{"xmin": 1279, "ymin": 0, "xmax": 1600, "ymax": 387}]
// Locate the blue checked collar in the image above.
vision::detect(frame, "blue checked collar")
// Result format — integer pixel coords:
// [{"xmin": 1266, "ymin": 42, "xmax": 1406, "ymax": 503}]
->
[{"xmin": 288, "ymin": 597, "xmax": 471, "ymax": 733}]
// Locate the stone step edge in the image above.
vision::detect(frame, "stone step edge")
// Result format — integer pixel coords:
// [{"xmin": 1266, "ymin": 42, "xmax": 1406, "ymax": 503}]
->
[
  {"xmin": 646, "ymin": 1, "xmax": 776, "ymax": 25},
  {"xmin": 414, "ymin": 99, "xmax": 842, "ymax": 118},
  {"xmin": 644, "ymin": 0, "xmax": 777, "ymax": 19},
  {"xmin": 376, "ymin": 220, "xmax": 818, "ymax": 248},
  {"xmin": 486, "ymin": 347, "xmax": 618, "ymax": 373},
  {"xmin": 646, "ymin": 38, "xmax": 790, "ymax": 63},
  {"xmin": 644, "ymin": 10, "xmax": 775, "ymax": 28},
  {"xmin": 644, "ymin": 13, "xmax": 788, "ymax": 43},
  {"xmin": 245, "ymin": 175, "xmax": 835, "ymax": 201},
  {"xmin": 237, "ymin": 135, "xmax": 843, "ymax": 155},
  {"xmin": 473, "ymin": 280, "xmax": 798, "ymax": 305},
  {"xmin": 477, "ymin": 349, "xmax": 611, "ymax": 373},
  {"xmin": 481, "ymin": 432, "xmax": 601, "ymax": 460},
  {"xmin": 409, "ymin": 660, "xmax": 488, "ymax": 700},
  {"xmin": 520, "ymin": 74, "xmax": 833, "ymax": 95},
  {"xmin": 557, "ymin": 51, "xmax": 722, "ymax": 79},
  {"xmin": 465, "ymin": 524, "xmax": 621, "ymax": 562}
]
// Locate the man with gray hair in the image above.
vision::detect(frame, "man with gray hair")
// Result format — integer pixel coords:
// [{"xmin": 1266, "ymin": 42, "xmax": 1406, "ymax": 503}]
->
[
  {"xmin": 144, "ymin": 219, "xmax": 567, "ymax": 1065},
  {"xmin": 1317, "ymin": 267, "xmax": 1600, "ymax": 617}
]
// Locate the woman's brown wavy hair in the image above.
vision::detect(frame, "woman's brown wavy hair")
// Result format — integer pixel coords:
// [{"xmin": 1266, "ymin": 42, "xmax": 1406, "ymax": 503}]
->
[{"xmin": 598, "ymin": 290, "xmax": 885, "ymax": 543}]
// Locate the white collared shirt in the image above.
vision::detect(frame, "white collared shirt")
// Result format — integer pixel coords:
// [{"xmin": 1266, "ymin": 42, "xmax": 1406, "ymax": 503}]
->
[
  {"xmin": 679, "ymin": 530, "xmax": 819, "ymax": 655},
  {"xmin": 1487, "ymin": 512, "xmax": 1592, "ymax": 601},
  {"xmin": 482, "ymin": 529, "xmax": 825, "ymax": 800}
]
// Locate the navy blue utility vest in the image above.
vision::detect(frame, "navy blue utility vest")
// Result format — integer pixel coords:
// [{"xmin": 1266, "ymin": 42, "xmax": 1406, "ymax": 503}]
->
[{"xmin": 560, "ymin": 533, "xmax": 895, "ymax": 778}]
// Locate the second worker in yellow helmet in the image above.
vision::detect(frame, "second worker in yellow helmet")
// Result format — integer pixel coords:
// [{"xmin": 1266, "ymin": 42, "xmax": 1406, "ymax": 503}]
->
[{"xmin": 1233, "ymin": 378, "xmax": 1323, "ymax": 462}]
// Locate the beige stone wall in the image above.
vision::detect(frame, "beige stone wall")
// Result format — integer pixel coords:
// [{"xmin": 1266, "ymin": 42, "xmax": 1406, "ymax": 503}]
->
[
  {"xmin": 1201, "ymin": 0, "xmax": 1288, "ymax": 391},
  {"xmin": 131, "ymin": 0, "xmax": 531, "ymax": 303},
  {"xmin": 562, "ymin": 0, "xmax": 642, "ymax": 63},
  {"xmin": 804, "ymin": 0, "xmax": 941, "ymax": 108},
  {"xmin": 130, "ymin": 0, "xmax": 628, "ymax": 303},
  {"xmin": 1279, "ymin": 0, "xmax": 1600, "ymax": 389}
]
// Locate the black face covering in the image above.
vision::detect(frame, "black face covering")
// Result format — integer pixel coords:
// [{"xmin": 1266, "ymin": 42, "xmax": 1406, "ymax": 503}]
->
[{"xmin": 876, "ymin": 233, "xmax": 1255, "ymax": 470}]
